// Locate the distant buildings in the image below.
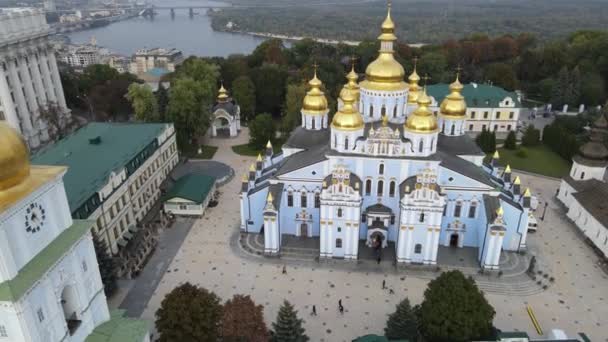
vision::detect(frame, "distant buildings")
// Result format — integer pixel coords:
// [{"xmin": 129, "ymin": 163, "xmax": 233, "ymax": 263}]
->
[
  {"xmin": 129, "ymin": 47, "xmax": 183, "ymax": 75},
  {"xmin": 60, "ymin": 43, "xmax": 109, "ymax": 68},
  {"xmin": 0, "ymin": 8, "xmax": 70, "ymax": 150}
]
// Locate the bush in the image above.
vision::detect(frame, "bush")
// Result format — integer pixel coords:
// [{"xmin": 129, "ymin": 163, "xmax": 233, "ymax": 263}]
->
[
  {"xmin": 504, "ymin": 130, "xmax": 517, "ymax": 150},
  {"xmin": 516, "ymin": 148, "xmax": 528, "ymax": 158},
  {"xmin": 522, "ymin": 124, "xmax": 541, "ymax": 147},
  {"xmin": 248, "ymin": 113, "xmax": 275, "ymax": 149}
]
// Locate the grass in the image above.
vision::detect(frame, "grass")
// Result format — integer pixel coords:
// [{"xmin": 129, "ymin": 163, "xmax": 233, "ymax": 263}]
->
[
  {"xmin": 232, "ymin": 141, "xmax": 284, "ymax": 157},
  {"xmin": 182, "ymin": 145, "xmax": 218, "ymax": 159},
  {"xmin": 488, "ymin": 145, "xmax": 571, "ymax": 178}
]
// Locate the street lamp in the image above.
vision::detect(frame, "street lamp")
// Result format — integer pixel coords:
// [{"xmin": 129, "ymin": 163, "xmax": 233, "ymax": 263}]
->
[{"xmin": 540, "ymin": 202, "xmax": 549, "ymax": 221}]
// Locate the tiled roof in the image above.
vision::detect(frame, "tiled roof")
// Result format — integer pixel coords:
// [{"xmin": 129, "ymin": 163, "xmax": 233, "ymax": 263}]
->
[
  {"xmin": 427, "ymin": 83, "xmax": 520, "ymax": 108},
  {"xmin": 32, "ymin": 123, "xmax": 169, "ymax": 212},
  {"xmin": 163, "ymin": 173, "xmax": 216, "ymax": 204},
  {"xmin": 572, "ymin": 181, "xmax": 608, "ymax": 227},
  {"xmin": 437, "ymin": 134, "xmax": 485, "ymax": 156}
]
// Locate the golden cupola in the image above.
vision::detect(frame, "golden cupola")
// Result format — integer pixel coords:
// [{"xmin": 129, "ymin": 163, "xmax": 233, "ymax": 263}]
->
[
  {"xmin": 340, "ymin": 63, "xmax": 360, "ymax": 102},
  {"xmin": 332, "ymin": 89, "xmax": 364, "ymax": 131},
  {"xmin": 217, "ymin": 84, "xmax": 229, "ymax": 103},
  {"xmin": 405, "ymin": 89, "xmax": 438, "ymax": 133},
  {"xmin": 0, "ymin": 122, "xmax": 31, "ymax": 191},
  {"xmin": 360, "ymin": 3, "xmax": 407, "ymax": 92},
  {"xmin": 407, "ymin": 61, "xmax": 421, "ymax": 104},
  {"xmin": 302, "ymin": 69, "xmax": 329, "ymax": 114},
  {"xmin": 439, "ymin": 74, "xmax": 467, "ymax": 118}
]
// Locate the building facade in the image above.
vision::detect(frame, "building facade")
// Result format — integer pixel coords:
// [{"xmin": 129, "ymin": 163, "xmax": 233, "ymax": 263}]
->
[
  {"xmin": 32, "ymin": 123, "xmax": 180, "ymax": 277},
  {"xmin": 0, "ymin": 8, "xmax": 70, "ymax": 150},
  {"xmin": 60, "ymin": 44, "xmax": 107, "ymax": 69},
  {"xmin": 210, "ymin": 84, "xmax": 241, "ymax": 137},
  {"xmin": 557, "ymin": 113, "xmax": 608, "ymax": 258},
  {"xmin": 0, "ymin": 122, "xmax": 149, "ymax": 342},
  {"xmin": 129, "ymin": 47, "xmax": 183, "ymax": 75},
  {"xmin": 427, "ymin": 82, "xmax": 521, "ymax": 133},
  {"xmin": 239, "ymin": 6, "xmax": 533, "ymax": 269}
]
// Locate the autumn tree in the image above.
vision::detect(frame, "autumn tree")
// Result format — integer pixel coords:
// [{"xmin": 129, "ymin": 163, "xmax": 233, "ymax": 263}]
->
[
  {"xmin": 384, "ymin": 298, "xmax": 418, "ymax": 341},
  {"xmin": 271, "ymin": 300, "xmax": 308, "ymax": 342},
  {"xmin": 127, "ymin": 83, "xmax": 159, "ymax": 122},
  {"xmin": 155, "ymin": 283, "xmax": 222, "ymax": 342},
  {"xmin": 222, "ymin": 294, "xmax": 269, "ymax": 342},
  {"xmin": 232, "ymin": 75, "xmax": 256, "ymax": 122},
  {"xmin": 418, "ymin": 270, "xmax": 495, "ymax": 342}
]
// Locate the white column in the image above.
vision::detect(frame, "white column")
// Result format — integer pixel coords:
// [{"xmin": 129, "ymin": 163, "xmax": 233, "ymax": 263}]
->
[
  {"xmin": 405, "ymin": 227, "xmax": 413, "ymax": 261},
  {"xmin": 484, "ymin": 233, "xmax": 497, "ymax": 269},
  {"xmin": 431, "ymin": 227, "xmax": 440, "ymax": 264},
  {"xmin": 46, "ymin": 50, "xmax": 67, "ymax": 109},
  {"xmin": 0, "ymin": 67, "xmax": 20, "ymax": 130},
  {"xmin": 17, "ymin": 54, "xmax": 39, "ymax": 125},
  {"xmin": 239, "ymin": 195, "xmax": 245, "ymax": 229},
  {"xmin": 30, "ymin": 49, "xmax": 48, "ymax": 105},
  {"xmin": 264, "ymin": 218, "xmax": 271, "ymax": 252},
  {"xmin": 39, "ymin": 50, "xmax": 57, "ymax": 105},
  {"xmin": 492, "ymin": 233, "xmax": 504, "ymax": 267},
  {"xmin": 397, "ymin": 225, "xmax": 407, "ymax": 262},
  {"xmin": 424, "ymin": 228, "xmax": 433, "ymax": 264},
  {"xmin": 7, "ymin": 57, "xmax": 32, "ymax": 132}
]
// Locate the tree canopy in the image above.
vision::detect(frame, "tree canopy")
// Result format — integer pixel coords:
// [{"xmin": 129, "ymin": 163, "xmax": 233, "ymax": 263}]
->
[
  {"xmin": 384, "ymin": 298, "xmax": 418, "ymax": 341},
  {"xmin": 222, "ymin": 294, "xmax": 269, "ymax": 342},
  {"xmin": 248, "ymin": 113, "xmax": 275, "ymax": 149},
  {"xmin": 271, "ymin": 300, "xmax": 309, "ymax": 342},
  {"xmin": 127, "ymin": 83, "xmax": 159, "ymax": 122}
]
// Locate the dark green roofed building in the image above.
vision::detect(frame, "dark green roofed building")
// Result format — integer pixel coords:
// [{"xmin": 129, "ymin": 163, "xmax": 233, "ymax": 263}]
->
[
  {"xmin": 427, "ymin": 82, "xmax": 521, "ymax": 134},
  {"xmin": 163, "ymin": 173, "xmax": 217, "ymax": 216}
]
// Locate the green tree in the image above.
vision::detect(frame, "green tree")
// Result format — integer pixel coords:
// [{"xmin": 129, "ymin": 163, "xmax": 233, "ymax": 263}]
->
[
  {"xmin": 156, "ymin": 82, "xmax": 169, "ymax": 121},
  {"xmin": 252, "ymin": 64, "xmax": 288, "ymax": 115},
  {"xmin": 475, "ymin": 127, "xmax": 496, "ymax": 153},
  {"xmin": 580, "ymin": 73, "xmax": 606, "ymax": 106},
  {"xmin": 418, "ymin": 52, "xmax": 448, "ymax": 84},
  {"xmin": 504, "ymin": 130, "xmax": 517, "ymax": 150},
  {"xmin": 127, "ymin": 83, "xmax": 159, "ymax": 122},
  {"xmin": 522, "ymin": 124, "xmax": 541, "ymax": 147},
  {"xmin": 418, "ymin": 270, "xmax": 495, "ymax": 342},
  {"xmin": 282, "ymin": 83, "xmax": 307, "ymax": 133},
  {"xmin": 173, "ymin": 57, "xmax": 220, "ymax": 84},
  {"xmin": 249, "ymin": 113, "xmax": 275, "ymax": 149},
  {"xmin": 384, "ymin": 298, "xmax": 418, "ymax": 341},
  {"xmin": 92, "ymin": 236, "xmax": 117, "ymax": 297},
  {"xmin": 222, "ymin": 295, "xmax": 269, "ymax": 342},
  {"xmin": 249, "ymin": 38, "xmax": 288, "ymax": 67},
  {"xmin": 232, "ymin": 76, "xmax": 256, "ymax": 122},
  {"xmin": 271, "ymin": 300, "xmax": 308, "ymax": 342},
  {"xmin": 80, "ymin": 64, "xmax": 120, "ymax": 92},
  {"xmin": 155, "ymin": 283, "xmax": 222, "ymax": 342},
  {"xmin": 221, "ymin": 55, "xmax": 250, "ymax": 87},
  {"xmin": 484, "ymin": 63, "xmax": 519, "ymax": 91},
  {"xmin": 552, "ymin": 67, "xmax": 570, "ymax": 108}
]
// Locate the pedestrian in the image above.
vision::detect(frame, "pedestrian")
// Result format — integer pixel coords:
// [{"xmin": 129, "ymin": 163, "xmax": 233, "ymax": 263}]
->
[
  {"xmin": 339, "ymin": 305, "xmax": 344, "ymax": 315},
  {"xmin": 282, "ymin": 265, "xmax": 286, "ymax": 274},
  {"xmin": 338, "ymin": 299, "xmax": 342, "ymax": 307},
  {"xmin": 311, "ymin": 305, "xmax": 317, "ymax": 316},
  {"xmin": 377, "ymin": 256, "xmax": 381, "ymax": 264},
  {"xmin": 389, "ymin": 288, "xmax": 394, "ymax": 294},
  {"xmin": 382, "ymin": 280, "xmax": 386, "ymax": 289}
]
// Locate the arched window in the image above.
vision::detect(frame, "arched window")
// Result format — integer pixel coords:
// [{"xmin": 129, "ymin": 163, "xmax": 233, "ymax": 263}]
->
[
  {"xmin": 381, "ymin": 106, "xmax": 386, "ymax": 116},
  {"xmin": 389, "ymin": 181, "xmax": 396, "ymax": 197},
  {"xmin": 451, "ymin": 125, "xmax": 455, "ymax": 135},
  {"xmin": 311, "ymin": 117, "xmax": 315, "ymax": 129},
  {"xmin": 393, "ymin": 106, "xmax": 397, "ymax": 118},
  {"xmin": 334, "ymin": 135, "xmax": 337, "ymax": 148},
  {"xmin": 315, "ymin": 193, "xmax": 320, "ymax": 208},
  {"xmin": 336, "ymin": 238, "xmax": 343, "ymax": 248},
  {"xmin": 414, "ymin": 244, "xmax": 422, "ymax": 253},
  {"xmin": 379, "ymin": 163, "xmax": 384, "ymax": 175},
  {"xmin": 370, "ymin": 105, "xmax": 374, "ymax": 117},
  {"xmin": 454, "ymin": 202, "xmax": 462, "ymax": 217},
  {"xmin": 344, "ymin": 137, "xmax": 349, "ymax": 150},
  {"xmin": 365, "ymin": 179, "xmax": 372, "ymax": 195},
  {"xmin": 287, "ymin": 192, "xmax": 293, "ymax": 207},
  {"xmin": 337, "ymin": 208, "xmax": 343, "ymax": 217},
  {"xmin": 377, "ymin": 180, "xmax": 384, "ymax": 196},
  {"xmin": 468, "ymin": 202, "xmax": 477, "ymax": 218},
  {"xmin": 581, "ymin": 172, "xmax": 585, "ymax": 180},
  {"xmin": 419, "ymin": 140, "xmax": 424, "ymax": 153},
  {"xmin": 419, "ymin": 212, "xmax": 425, "ymax": 222},
  {"xmin": 441, "ymin": 123, "xmax": 445, "ymax": 134},
  {"xmin": 301, "ymin": 192, "xmax": 307, "ymax": 208}
]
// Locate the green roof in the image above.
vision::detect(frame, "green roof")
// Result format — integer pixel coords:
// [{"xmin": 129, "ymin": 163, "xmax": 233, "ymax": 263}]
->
[
  {"xmin": 497, "ymin": 331, "xmax": 530, "ymax": 339},
  {"xmin": 0, "ymin": 220, "xmax": 92, "ymax": 302},
  {"xmin": 427, "ymin": 83, "xmax": 520, "ymax": 108},
  {"xmin": 352, "ymin": 335, "xmax": 408, "ymax": 342},
  {"xmin": 86, "ymin": 309, "xmax": 149, "ymax": 342},
  {"xmin": 163, "ymin": 173, "xmax": 216, "ymax": 204},
  {"xmin": 32, "ymin": 123, "xmax": 169, "ymax": 213}
]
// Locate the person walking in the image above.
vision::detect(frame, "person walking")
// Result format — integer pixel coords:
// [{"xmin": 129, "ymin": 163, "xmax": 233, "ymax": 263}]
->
[
  {"xmin": 282, "ymin": 265, "xmax": 286, "ymax": 274},
  {"xmin": 339, "ymin": 305, "xmax": 344, "ymax": 315},
  {"xmin": 382, "ymin": 280, "xmax": 386, "ymax": 289},
  {"xmin": 311, "ymin": 305, "xmax": 317, "ymax": 316},
  {"xmin": 338, "ymin": 299, "xmax": 342, "ymax": 307}
]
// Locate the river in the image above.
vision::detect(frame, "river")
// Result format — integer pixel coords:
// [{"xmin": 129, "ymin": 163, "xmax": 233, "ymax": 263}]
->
[{"xmin": 66, "ymin": 0, "xmax": 268, "ymax": 57}]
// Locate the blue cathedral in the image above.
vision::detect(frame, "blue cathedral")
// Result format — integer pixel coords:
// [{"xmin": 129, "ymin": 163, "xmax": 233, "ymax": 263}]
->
[{"xmin": 239, "ymin": 5, "xmax": 532, "ymax": 270}]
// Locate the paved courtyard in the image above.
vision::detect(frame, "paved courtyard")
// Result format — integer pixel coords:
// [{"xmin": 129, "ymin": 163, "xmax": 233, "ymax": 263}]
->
[{"xmin": 130, "ymin": 129, "xmax": 607, "ymax": 341}]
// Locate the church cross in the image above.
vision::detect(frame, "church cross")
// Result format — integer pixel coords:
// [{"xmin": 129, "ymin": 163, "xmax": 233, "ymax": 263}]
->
[
  {"xmin": 422, "ymin": 74, "xmax": 431, "ymax": 86},
  {"xmin": 412, "ymin": 56, "xmax": 419, "ymax": 68},
  {"xmin": 455, "ymin": 64, "xmax": 463, "ymax": 78}
]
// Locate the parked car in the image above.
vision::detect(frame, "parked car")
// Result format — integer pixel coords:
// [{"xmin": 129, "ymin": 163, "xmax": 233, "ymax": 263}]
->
[{"xmin": 528, "ymin": 213, "xmax": 538, "ymax": 232}]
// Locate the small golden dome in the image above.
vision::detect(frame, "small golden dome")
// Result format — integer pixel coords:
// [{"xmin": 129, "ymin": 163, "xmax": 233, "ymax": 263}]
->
[
  {"xmin": 302, "ymin": 70, "xmax": 329, "ymax": 114},
  {"xmin": 217, "ymin": 84, "xmax": 229, "ymax": 102},
  {"xmin": 407, "ymin": 63, "xmax": 421, "ymax": 104},
  {"xmin": 332, "ymin": 89, "xmax": 364, "ymax": 131},
  {"xmin": 405, "ymin": 90, "xmax": 438, "ymax": 133},
  {"xmin": 439, "ymin": 75, "xmax": 467, "ymax": 118},
  {"xmin": 340, "ymin": 65, "xmax": 360, "ymax": 101},
  {"xmin": 0, "ymin": 122, "xmax": 30, "ymax": 191}
]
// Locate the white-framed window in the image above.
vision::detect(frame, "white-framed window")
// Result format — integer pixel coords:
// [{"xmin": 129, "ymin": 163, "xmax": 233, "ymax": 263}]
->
[
  {"xmin": 179, "ymin": 205, "xmax": 187, "ymax": 210},
  {"xmin": 37, "ymin": 308, "xmax": 45, "ymax": 322},
  {"xmin": 414, "ymin": 244, "xmax": 422, "ymax": 253},
  {"xmin": 454, "ymin": 202, "xmax": 462, "ymax": 217},
  {"xmin": 468, "ymin": 202, "xmax": 477, "ymax": 218},
  {"xmin": 0, "ymin": 325, "xmax": 7, "ymax": 337}
]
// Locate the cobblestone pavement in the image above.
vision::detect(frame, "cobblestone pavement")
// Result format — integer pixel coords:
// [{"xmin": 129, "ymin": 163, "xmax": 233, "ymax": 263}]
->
[{"xmin": 137, "ymin": 129, "xmax": 607, "ymax": 341}]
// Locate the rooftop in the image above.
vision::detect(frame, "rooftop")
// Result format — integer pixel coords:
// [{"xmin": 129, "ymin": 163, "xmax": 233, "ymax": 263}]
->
[
  {"xmin": 163, "ymin": 173, "xmax": 216, "ymax": 204},
  {"xmin": 427, "ymin": 83, "xmax": 520, "ymax": 108},
  {"xmin": 85, "ymin": 309, "xmax": 149, "ymax": 342},
  {"xmin": 32, "ymin": 122, "xmax": 169, "ymax": 213}
]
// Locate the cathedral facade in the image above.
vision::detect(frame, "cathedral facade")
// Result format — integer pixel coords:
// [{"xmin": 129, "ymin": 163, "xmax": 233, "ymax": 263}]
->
[{"xmin": 239, "ymin": 5, "xmax": 532, "ymax": 269}]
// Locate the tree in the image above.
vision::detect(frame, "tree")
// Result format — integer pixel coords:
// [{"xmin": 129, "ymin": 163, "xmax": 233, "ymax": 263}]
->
[
  {"xmin": 504, "ymin": 130, "xmax": 517, "ymax": 150},
  {"xmin": 580, "ymin": 73, "xmax": 606, "ymax": 106},
  {"xmin": 249, "ymin": 113, "xmax": 275, "ymax": 149},
  {"xmin": 418, "ymin": 270, "xmax": 495, "ymax": 342},
  {"xmin": 38, "ymin": 102, "xmax": 73, "ymax": 141},
  {"xmin": 475, "ymin": 127, "xmax": 496, "ymax": 153},
  {"xmin": 221, "ymin": 55, "xmax": 251, "ymax": 87},
  {"xmin": 92, "ymin": 236, "xmax": 117, "ymax": 297},
  {"xmin": 484, "ymin": 63, "xmax": 518, "ymax": 91},
  {"xmin": 127, "ymin": 83, "xmax": 159, "ymax": 122},
  {"xmin": 282, "ymin": 83, "xmax": 307, "ymax": 133},
  {"xmin": 251, "ymin": 64, "xmax": 288, "ymax": 115},
  {"xmin": 522, "ymin": 124, "xmax": 541, "ymax": 147},
  {"xmin": 87, "ymin": 79, "xmax": 134, "ymax": 121},
  {"xmin": 232, "ymin": 76, "xmax": 256, "ymax": 122},
  {"xmin": 155, "ymin": 283, "xmax": 222, "ymax": 342},
  {"xmin": 222, "ymin": 295, "xmax": 269, "ymax": 342},
  {"xmin": 384, "ymin": 298, "xmax": 418, "ymax": 341},
  {"xmin": 418, "ymin": 52, "xmax": 448, "ymax": 84},
  {"xmin": 173, "ymin": 57, "xmax": 220, "ymax": 85},
  {"xmin": 156, "ymin": 82, "xmax": 169, "ymax": 121},
  {"xmin": 271, "ymin": 300, "xmax": 308, "ymax": 342}
]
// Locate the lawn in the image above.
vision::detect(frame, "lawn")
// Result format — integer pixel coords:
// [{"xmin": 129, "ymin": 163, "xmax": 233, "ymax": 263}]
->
[
  {"xmin": 489, "ymin": 145, "xmax": 571, "ymax": 178},
  {"xmin": 182, "ymin": 145, "xmax": 218, "ymax": 159},
  {"xmin": 232, "ymin": 141, "xmax": 284, "ymax": 157}
]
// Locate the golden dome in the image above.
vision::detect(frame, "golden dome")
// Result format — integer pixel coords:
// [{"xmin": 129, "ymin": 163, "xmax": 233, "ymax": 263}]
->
[
  {"xmin": 217, "ymin": 84, "xmax": 229, "ymax": 102},
  {"xmin": 331, "ymin": 89, "xmax": 364, "ymax": 131},
  {"xmin": 0, "ymin": 122, "xmax": 30, "ymax": 191},
  {"xmin": 340, "ymin": 64, "xmax": 360, "ymax": 101},
  {"xmin": 405, "ymin": 90, "xmax": 438, "ymax": 133},
  {"xmin": 439, "ymin": 75, "xmax": 467, "ymax": 118},
  {"xmin": 302, "ymin": 70, "xmax": 329, "ymax": 114},
  {"xmin": 407, "ymin": 62, "xmax": 421, "ymax": 104}
]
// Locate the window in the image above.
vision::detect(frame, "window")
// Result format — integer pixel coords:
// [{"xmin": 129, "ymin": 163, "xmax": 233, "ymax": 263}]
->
[
  {"xmin": 468, "ymin": 202, "xmax": 477, "ymax": 218},
  {"xmin": 381, "ymin": 106, "xmax": 386, "ymax": 116},
  {"xmin": 301, "ymin": 193, "xmax": 307, "ymax": 208},
  {"xmin": 393, "ymin": 106, "xmax": 397, "ymax": 118},
  {"xmin": 389, "ymin": 181, "xmax": 396, "ymax": 197},
  {"xmin": 336, "ymin": 238, "xmax": 342, "ymax": 248},
  {"xmin": 483, "ymin": 111, "xmax": 489, "ymax": 119},
  {"xmin": 494, "ymin": 124, "xmax": 498, "ymax": 131},
  {"xmin": 469, "ymin": 124, "xmax": 474, "ymax": 131},
  {"xmin": 82, "ymin": 260, "xmax": 88, "ymax": 272},
  {"xmin": 454, "ymin": 202, "xmax": 462, "ymax": 217},
  {"xmin": 113, "ymin": 227, "xmax": 119, "ymax": 240},
  {"xmin": 379, "ymin": 163, "xmax": 384, "ymax": 175},
  {"xmin": 471, "ymin": 111, "xmax": 476, "ymax": 119},
  {"xmin": 337, "ymin": 227, "xmax": 342, "ymax": 232},
  {"xmin": 443, "ymin": 205, "xmax": 447, "ymax": 216},
  {"xmin": 344, "ymin": 137, "xmax": 349, "ymax": 150},
  {"xmin": 315, "ymin": 193, "xmax": 320, "ymax": 208},
  {"xmin": 441, "ymin": 123, "xmax": 445, "ymax": 134},
  {"xmin": 509, "ymin": 112, "xmax": 514, "ymax": 119},
  {"xmin": 414, "ymin": 244, "xmax": 422, "ymax": 253},
  {"xmin": 370, "ymin": 105, "xmax": 374, "ymax": 117},
  {"xmin": 337, "ymin": 208, "xmax": 343, "ymax": 218},
  {"xmin": 361, "ymin": 213, "xmax": 366, "ymax": 222},
  {"xmin": 580, "ymin": 172, "xmax": 585, "ymax": 180},
  {"xmin": 419, "ymin": 213, "xmax": 425, "ymax": 222},
  {"xmin": 507, "ymin": 124, "xmax": 512, "ymax": 131},
  {"xmin": 377, "ymin": 180, "xmax": 384, "ymax": 196},
  {"xmin": 0, "ymin": 325, "xmax": 7, "ymax": 337},
  {"xmin": 390, "ymin": 215, "xmax": 395, "ymax": 224},
  {"xmin": 179, "ymin": 204, "xmax": 187, "ymax": 210},
  {"xmin": 37, "ymin": 308, "xmax": 44, "ymax": 322},
  {"xmin": 419, "ymin": 140, "xmax": 424, "ymax": 153},
  {"xmin": 365, "ymin": 179, "xmax": 372, "ymax": 195},
  {"xmin": 450, "ymin": 125, "xmax": 455, "ymax": 135},
  {"xmin": 496, "ymin": 111, "xmax": 501, "ymax": 119},
  {"xmin": 287, "ymin": 192, "xmax": 293, "ymax": 207}
]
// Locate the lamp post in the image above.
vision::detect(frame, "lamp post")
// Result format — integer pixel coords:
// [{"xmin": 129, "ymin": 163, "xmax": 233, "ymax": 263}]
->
[{"xmin": 541, "ymin": 202, "xmax": 549, "ymax": 221}]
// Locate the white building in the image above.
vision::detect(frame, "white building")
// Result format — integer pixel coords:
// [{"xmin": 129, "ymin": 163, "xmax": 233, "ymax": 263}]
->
[
  {"xmin": 557, "ymin": 113, "xmax": 608, "ymax": 258},
  {"xmin": 163, "ymin": 174, "xmax": 217, "ymax": 216},
  {"xmin": 0, "ymin": 8, "xmax": 70, "ymax": 150},
  {"xmin": 0, "ymin": 122, "xmax": 149, "ymax": 342},
  {"xmin": 210, "ymin": 84, "xmax": 241, "ymax": 137},
  {"xmin": 32, "ymin": 123, "xmax": 180, "ymax": 278},
  {"xmin": 60, "ymin": 44, "xmax": 106, "ymax": 69},
  {"xmin": 129, "ymin": 47, "xmax": 183, "ymax": 75}
]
